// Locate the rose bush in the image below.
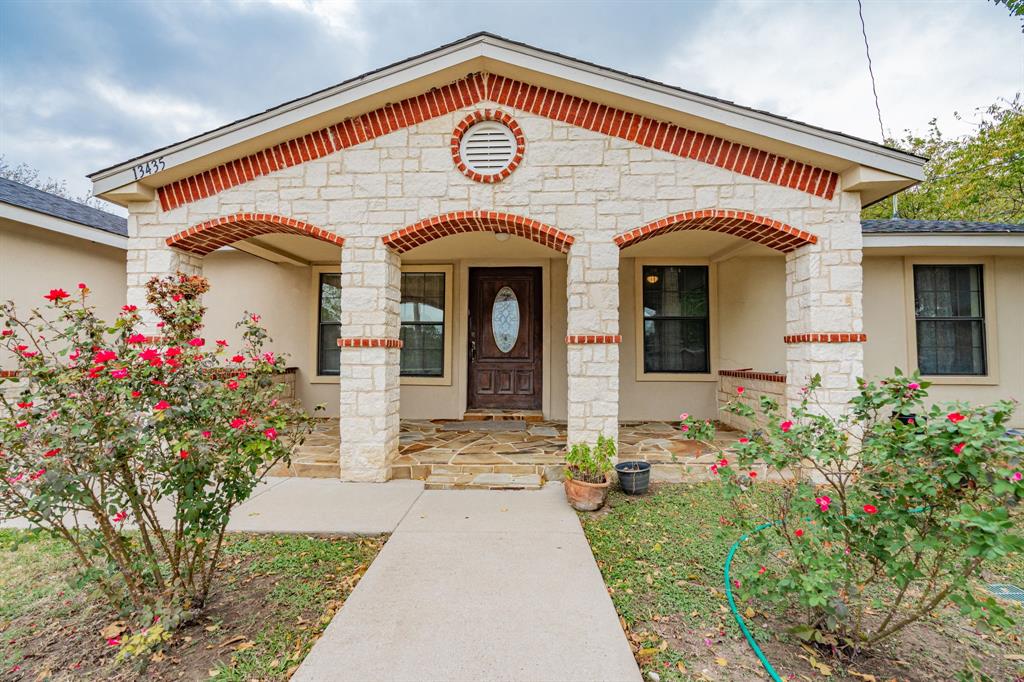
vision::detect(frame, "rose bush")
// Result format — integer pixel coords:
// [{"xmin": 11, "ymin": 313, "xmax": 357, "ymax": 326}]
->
[
  {"xmin": 0, "ymin": 275, "xmax": 318, "ymax": 636},
  {"xmin": 684, "ymin": 371, "xmax": 1023, "ymax": 653}
]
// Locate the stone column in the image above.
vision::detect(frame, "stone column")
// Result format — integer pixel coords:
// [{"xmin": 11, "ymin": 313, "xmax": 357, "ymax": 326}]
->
[
  {"xmin": 784, "ymin": 210, "xmax": 865, "ymax": 416},
  {"xmin": 126, "ymin": 205, "xmax": 202, "ymax": 335},
  {"xmin": 565, "ymin": 238, "xmax": 620, "ymax": 449},
  {"xmin": 338, "ymin": 237, "xmax": 401, "ymax": 482}
]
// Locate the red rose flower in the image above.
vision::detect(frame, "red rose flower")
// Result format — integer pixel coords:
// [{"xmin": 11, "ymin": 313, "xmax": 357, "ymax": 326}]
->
[
  {"xmin": 165, "ymin": 347, "xmax": 182, "ymax": 358},
  {"xmin": 947, "ymin": 412, "xmax": 965, "ymax": 424},
  {"xmin": 112, "ymin": 510, "xmax": 127, "ymax": 523},
  {"xmin": 44, "ymin": 288, "xmax": 70, "ymax": 301},
  {"xmin": 16, "ymin": 401, "xmax": 33, "ymax": 409},
  {"xmin": 795, "ymin": 529, "xmax": 805, "ymax": 538},
  {"xmin": 121, "ymin": 304, "xmax": 137, "ymax": 313},
  {"xmin": 780, "ymin": 420, "xmax": 793, "ymax": 432},
  {"xmin": 264, "ymin": 427, "xmax": 278, "ymax": 440},
  {"xmin": 736, "ymin": 386, "xmax": 745, "ymax": 394},
  {"xmin": 131, "ymin": 391, "xmax": 141, "ymax": 398},
  {"xmin": 748, "ymin": 471, "xmax": 757, "ymax": 479},
  {"xmin": 172, "ymin": 293, "xmax": 183, "ymax": 302},
  {"xmin": 216, "ymin": 339, "xmax": 228, "ymax": 347},
  {"xmin": 15, "ymin": 420, "xmax": 28, "ymax": 429},
  {"xmin": 1, "ymin": 329, "xmax": 12, "ymax": 336},
  {"xmin": 863, "ymin": 504, "xmax": 878, "ymax": 515},
  {"xmin": 77, "ymin": 282, "xmax": 87, "ymax": 289},
  {"xmin": 43, "ymin": 448, "xmax": 61, "ymax": 458},
  {"xmin": 226, "ymin": 380, "xmax": 239, "ymax": 391},
  {"xmin": 126, "ymin": 334, "xmax": 147, "ymax": 344},
  {"xmin": 739, "ymin": 437, "xmax": 749, "ymax": 444},
  {"xmin": 140, "ymin": 348, "xmax": 160, "ymax": 362},
  {"xmin": 952, "ymin": 442, "xmax": 966, "ymax": 455},
  {"xmin": 109, "ymin": 368, "xmax": 128, "ymax": 379},
  {"xmin": 93, "ymin": 350, "xmax": 116, "ymax": 364},
  {"xmin": 179, "ymin": 449, "xmax": 189, "ymax": 460},
  {"xmin": 230, "ymin": 418, "xmax": 247, "ymax": 429},
  {"xmin": 153, "ymin": 400, "xmax": 171, "ymax": 411},
  {"xmin": 187, "ymin": 338, "xmax": 205, "ymax": 347},
  {"xmin": 719, "ymin": 458, "xmax": 728, "ymax": 467}
]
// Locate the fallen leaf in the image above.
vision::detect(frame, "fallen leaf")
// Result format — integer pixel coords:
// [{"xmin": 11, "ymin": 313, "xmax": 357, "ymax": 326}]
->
[
  {"xmin": 744, "ymin": 606, "xmax": 755, "ymax": 619},
  {"xmin": 637, "ymin": 647, "xmax": 660, "ymax": 657},
  {"xmin": 1005, "ymin": 654, "xmax": 1024, "ymax": 662},
  {"xmin": 848, "ymin": 671, "xmax": 876, "ymax": 682},
  {"xmin": 233, "ymin": 641, "xmax": 255, "ymax": 653},
  {"xmin": 676, "ymin": 661, "xmax": 687, "ymax": 673},
  {"xmin": 100, "ymin": 621, "xmax": 127, "ymax": 639},
  {"xmin": 204, "ymin": 625, "xmax": 219, "ymax": 632},
  {"xmin": 714, "ymin": 657, "xmax": 728, "ymax": 667}
]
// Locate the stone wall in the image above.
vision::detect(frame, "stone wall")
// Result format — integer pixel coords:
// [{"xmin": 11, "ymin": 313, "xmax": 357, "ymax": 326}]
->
[
  {"xmin": 124, "ymin": 91, "xmax": 864, "ymax": 480},
  {"xmin": 716, "ymin": 370, "xmax": 787, "ymax": 432}
]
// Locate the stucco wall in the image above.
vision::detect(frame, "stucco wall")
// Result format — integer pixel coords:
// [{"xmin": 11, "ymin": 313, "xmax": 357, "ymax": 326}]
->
[
  {"xmin": 0, "ymin": 218, "xmax": 126, "ymax": 370},
  {"xmin": 863, "ymin": 255, "xmax": 1024, "ymax": 426}
]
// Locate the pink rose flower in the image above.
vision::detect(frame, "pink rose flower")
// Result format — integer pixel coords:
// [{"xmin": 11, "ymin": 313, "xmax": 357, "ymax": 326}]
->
[{"xmin": 780, "ymin": 420, "xmax": 793, "ymax": 432}]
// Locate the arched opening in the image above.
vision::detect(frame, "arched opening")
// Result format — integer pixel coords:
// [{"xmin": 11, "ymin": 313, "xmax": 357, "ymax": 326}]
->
[
  {"xmin": 613, "ymin": 209, "xmax": 816, "ymax": 253},
  {"xmin": 381, "ymin": 211, "xmax": 574, "ymax": 255},
  {"xmin": 166, "ymin": 213, "xmax": 344, "ymax": 256}
]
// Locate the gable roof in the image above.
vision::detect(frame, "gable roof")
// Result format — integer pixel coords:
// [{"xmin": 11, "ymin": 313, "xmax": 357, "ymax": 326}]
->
[
  {"xmin": 89, "ymin": 32, "xmax": 926, "ymax": 205},
  {"xmin": 862, "ymin": 219, "xmax": 1024, "ymax": 234}
]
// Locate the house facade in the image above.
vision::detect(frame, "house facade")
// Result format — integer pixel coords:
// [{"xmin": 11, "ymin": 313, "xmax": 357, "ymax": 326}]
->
[{"xmin": 83, "ymin": 34, "xmax": 1023, "ymax": 482}]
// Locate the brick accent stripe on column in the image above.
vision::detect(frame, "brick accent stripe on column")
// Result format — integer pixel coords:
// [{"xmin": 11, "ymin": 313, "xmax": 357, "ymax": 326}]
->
[
  {"xmin": 382, "ymin": 211, "xmax": 574, "ymax": 254},
  {"xmin": 337, "ymin": 338, "xmax": 404, "ymax": 349},
  {"xmin": 565, "ymin": 335, "xmax": 622, "ymax": 344},
  {"xmin": 0, "ymin": 370, "xmax": 22, "ymax": 378},
  {"xmin": 783, "ymin": 333, "xmax": 867, "ymax": 343},
  {"xmin": 155, "ymin": 73, "xmax": 838, "ymax": 212},
  {"xmin": 167, "ymin": 213, "xmax": 344, "ymax": 255},
  {"xmin": 614, "ymin": 210, "xmax": 817, "ymax": 253},
  {"xmin": 718, "ymin": 369, "xmax": 787, "ymax": 383},
  {"xmin": 451, "ymin": 109, "xmax": 525, "ymax": 183}
]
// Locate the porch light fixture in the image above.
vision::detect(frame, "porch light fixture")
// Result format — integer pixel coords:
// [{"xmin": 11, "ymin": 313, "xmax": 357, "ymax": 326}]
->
[
  {"xmin": 645, "ymin": 273, "xmax": 659, "ymax": 284},
  {"xmin": 493, "ymin": 232, "xmax": 511, "ymax": 242}
]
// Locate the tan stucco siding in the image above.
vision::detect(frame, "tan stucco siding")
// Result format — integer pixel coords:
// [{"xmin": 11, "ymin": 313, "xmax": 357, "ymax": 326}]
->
[
  {"xmin": 863, "ymin": 255, "xmax": 1024, "ymax": 426},
  {"xmin": 0, "ymin": 218, "xmax": 126, "ymax": 370}
]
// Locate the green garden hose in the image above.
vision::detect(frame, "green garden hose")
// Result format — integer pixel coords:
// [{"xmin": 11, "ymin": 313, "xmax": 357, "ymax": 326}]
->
[{"xmin": 724, "ymin": 521, "xmax": 783, "ymax": 682}]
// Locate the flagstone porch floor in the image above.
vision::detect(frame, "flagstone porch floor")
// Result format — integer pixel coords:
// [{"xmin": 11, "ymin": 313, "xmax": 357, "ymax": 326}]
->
[{"xmin": 269, "ymin": 418, "xmax": 745, "ymax": 483}]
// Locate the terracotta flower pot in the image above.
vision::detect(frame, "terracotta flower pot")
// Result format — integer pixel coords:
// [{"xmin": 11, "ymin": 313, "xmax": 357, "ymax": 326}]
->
[{"xmin": 564, "ymin": 474, "xmax": 611, "ymax": 511}]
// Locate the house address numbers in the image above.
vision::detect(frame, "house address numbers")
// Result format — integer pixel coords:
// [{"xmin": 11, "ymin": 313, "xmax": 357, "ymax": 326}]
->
[{"xmin": 132, "ymin": 157, "xmax": 166, "ymax": 181}]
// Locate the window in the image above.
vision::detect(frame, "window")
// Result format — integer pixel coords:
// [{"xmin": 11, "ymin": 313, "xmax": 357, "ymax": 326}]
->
[
  {"xmin": 317, "ymin": 273, "xmax": 342, "ymax": 376},
  {"xmin": 641, "ymin": 265, "xmax": 710, "ymax": 373},
  {"xmin": 400, "ymin": 271, "xmax": 445, "ymax": 377},
  {"xmin": 913, "ymin": 264, "xmax": 986, "ymax": 375}
]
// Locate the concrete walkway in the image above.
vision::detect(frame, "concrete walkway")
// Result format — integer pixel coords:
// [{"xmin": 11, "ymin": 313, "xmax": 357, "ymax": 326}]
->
[{"xmin": 294, "ymin": 483, "xmax": 642, "ymax": 682}]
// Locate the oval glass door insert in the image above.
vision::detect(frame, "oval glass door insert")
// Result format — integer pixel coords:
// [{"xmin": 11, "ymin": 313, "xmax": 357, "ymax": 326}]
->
[{"xmin": 491, "ymin": 286, "xmax": 520, "ymax": 353}]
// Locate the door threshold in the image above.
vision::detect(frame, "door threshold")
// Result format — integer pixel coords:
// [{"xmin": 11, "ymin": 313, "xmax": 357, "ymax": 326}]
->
[{"xmin": 459, "ymin": 409, "xmax": 545, "ymax": 423}]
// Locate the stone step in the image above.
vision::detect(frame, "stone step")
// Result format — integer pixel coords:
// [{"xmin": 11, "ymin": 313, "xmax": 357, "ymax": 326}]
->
[
  {"xmin": 424, "ymin": 472, "xmax": 543, "ymax": 491},
  {"xmin": 267, "ymin": 460, "xmax": 340, "ymax": 479}
]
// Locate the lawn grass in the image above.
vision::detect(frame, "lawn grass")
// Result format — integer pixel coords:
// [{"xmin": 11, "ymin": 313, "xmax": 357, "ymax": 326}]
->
[
  {"xmin": 0, "ymin": 530, "xmax": 383, "ymax": 680},
  {"xmin": 581, "ymin": 483, "xmax": 1024, "ymax": 682}
]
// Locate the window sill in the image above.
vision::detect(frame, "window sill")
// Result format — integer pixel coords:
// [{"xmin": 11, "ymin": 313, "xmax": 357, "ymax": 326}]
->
[
  {"xmin": 636, "ymin": 372, "xmax": 718, "ymax": 383},
  {"xmin": 310, "ymin": 376, "xmax": 340, "ymax": 385},
  {"xmin": 919, "ymin": 374, "xmax": 1000, "ymax": 386},
  {"xmin": 401, "ymin": 376, "xmax": 451, "ymax": 387}
]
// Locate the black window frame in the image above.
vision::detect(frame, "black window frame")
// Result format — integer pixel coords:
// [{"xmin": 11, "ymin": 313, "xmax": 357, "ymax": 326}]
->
[
  {"xmin": 641, "ymin": 264, "xmax": 711, "ymax": 374},
  {"xmin": 316, "ymin": 272, "xmax": 342, "ymax": 377},
  {"xmin": 399, "ymin": 270, "xmax": 447, "ymax": 378},
  {"xmin": 913, "ymin": 263, "xmax": 987, "ymax": 376}
]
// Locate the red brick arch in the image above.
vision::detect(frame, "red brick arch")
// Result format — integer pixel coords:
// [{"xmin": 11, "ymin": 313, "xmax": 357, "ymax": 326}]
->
[
  {"xmin": 613, "ymin": 210, "xmax": 817, "ymax": 253},
  {"xmin": 381, "ymin": 211, "xmax": 574, "ymax": 254},
  {"xmin": 166, "ymin": 213, "xmax": 344, "ymax": 255}
]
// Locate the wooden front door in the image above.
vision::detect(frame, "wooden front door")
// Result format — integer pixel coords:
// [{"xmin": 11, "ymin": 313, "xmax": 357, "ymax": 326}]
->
[{"xmin": 468, "ymin": 267, "xmax": 542, "ymax": 410}]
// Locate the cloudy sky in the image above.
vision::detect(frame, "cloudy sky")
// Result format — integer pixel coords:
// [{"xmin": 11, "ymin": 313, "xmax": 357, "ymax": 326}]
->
[{"xmin": 1, "ymin": 0, "xmax": 1021, "ymax": 202}]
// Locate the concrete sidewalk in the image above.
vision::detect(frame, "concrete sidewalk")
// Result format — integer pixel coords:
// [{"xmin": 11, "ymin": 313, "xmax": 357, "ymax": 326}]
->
[
  {"xmin": 294, "ymin": 483, "xmax": 642, "ymax": 682},
  {"xmin": 1, "ymin": 477, "xmax": 425, "ymax": 535}
]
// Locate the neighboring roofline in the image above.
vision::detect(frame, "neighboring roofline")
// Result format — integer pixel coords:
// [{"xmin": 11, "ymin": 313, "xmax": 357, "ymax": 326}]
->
[
  {"xmin": 0, "ymin": 202, "xmax": 128, "ymax": 250},
  {"xmin": 863, "ymin": 232, "xmax": 1024, "ymax": 249},
  {"xmin": 89, "ymin": 32, "xmax": 926, "ymax": 197}
]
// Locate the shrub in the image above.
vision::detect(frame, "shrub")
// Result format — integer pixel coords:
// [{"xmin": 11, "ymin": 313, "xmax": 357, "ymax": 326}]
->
[
  {"xmin": 694, "ymin": 372, "xmax": 1023, "ymax": 651},
  {"xmin": 565, "ymin": 435, "xmax": 616, "ymax": 483},
  {"xmin": 0, "ymin": 275, "xmax": 318, "ymax": 633}
]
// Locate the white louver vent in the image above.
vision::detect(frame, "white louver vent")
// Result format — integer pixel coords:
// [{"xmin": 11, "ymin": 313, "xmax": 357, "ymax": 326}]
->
[{"xmin": 459, "ymin": 121, "xmax": 516, "ymax": 174}]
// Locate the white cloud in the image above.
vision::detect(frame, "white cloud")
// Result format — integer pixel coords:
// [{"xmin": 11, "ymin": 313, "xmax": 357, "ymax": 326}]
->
[
  {"xmin": 87, "ymin": 77, "xmax": 225, "ymax": 139},
  {"xmin": 237, "ymin": 0, "xmax": 368, "ymax": 43},
  {"xmin": 655, "ymin": 1, "xmax": 1023, "ymax": 142}
]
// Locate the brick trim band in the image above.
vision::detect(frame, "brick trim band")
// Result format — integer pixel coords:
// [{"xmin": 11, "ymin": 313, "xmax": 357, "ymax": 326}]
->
[
  {"xmin": 565, "ymin": 335, "xmax": 622, "ymax": 344},
  {"xmin": 337, "ymin": 338, "xmax": 403, "ymax": 349},
  {"xmin": 382, "ymin": 210, "xmax": 574, "ymax": 254},
  {"xmin": 168, "ymin": 213, "xmax": 344, "ymax": 256},
  {"xmin": 451, "ymin": 109, "xmax": 525, "ymax": 183},
  {"xmin": 0, "ymin": 370, "xmax": 22, "ymax": 378},
  {"xmin": 156, "ymin": 73, "xmax": 838, "ymax": 212},
  {"xmin": 718, "ymin": 369, "xmax": 786, "ymax": 383},
  {"xmin": 615, "ymin": 210, "xmax": 817, "ymax": 253},
  {"xmin": 784, "ymin": 333, "xmax": 867, "ymax": 344}
]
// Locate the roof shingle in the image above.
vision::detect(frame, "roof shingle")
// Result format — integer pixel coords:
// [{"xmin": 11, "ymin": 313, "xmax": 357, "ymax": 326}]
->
[
  {"xmin": 862, "ymin": 219, "xmax": 1024, "ymax": 234},
  {"xmin": 0, "ymin": 177, "xmax": 127, "ymax": 237}
]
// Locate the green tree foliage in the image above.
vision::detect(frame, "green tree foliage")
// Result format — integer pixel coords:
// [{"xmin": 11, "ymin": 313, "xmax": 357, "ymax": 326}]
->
[{"xmin": 865, "ymin": 96, "xmax": 1024, "ymax": 223}]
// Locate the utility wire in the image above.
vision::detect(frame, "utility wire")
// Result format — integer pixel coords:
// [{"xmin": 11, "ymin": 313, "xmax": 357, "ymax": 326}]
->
[
  {"xmin": 856, "ymin": 0, "xmax": 900, "ymax": 218},
  {"xmin": 857, "ymin": 0, "xmax": 886, "ymax": 142}
]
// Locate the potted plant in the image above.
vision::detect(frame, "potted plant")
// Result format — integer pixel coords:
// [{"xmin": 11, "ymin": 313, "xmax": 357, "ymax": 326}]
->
[
  {"xmin": 614, "ymin": 460, "xmax": 651, "ymax": 495},
  {"xmin": 563, "ymin": 435, "xmax": 615, "ymax": 511}
]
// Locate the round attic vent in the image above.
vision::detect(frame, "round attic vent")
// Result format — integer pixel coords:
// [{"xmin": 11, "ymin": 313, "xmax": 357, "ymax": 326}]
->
[
  {"xmin": 451, "ymin": 110, "xmax": 525, "ymax": 183},
  {"xmin": 460, "ymin": 121, "xmax": 516, "ymax": 173}
]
